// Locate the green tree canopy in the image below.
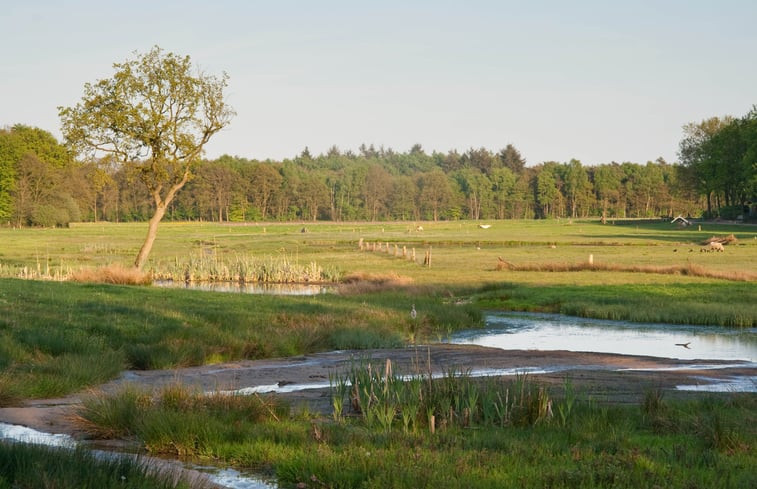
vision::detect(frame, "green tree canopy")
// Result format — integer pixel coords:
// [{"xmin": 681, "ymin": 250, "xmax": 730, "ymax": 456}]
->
[{"xmin": 59, "ymin": 46, "xmax": 234, "ymax": 268}]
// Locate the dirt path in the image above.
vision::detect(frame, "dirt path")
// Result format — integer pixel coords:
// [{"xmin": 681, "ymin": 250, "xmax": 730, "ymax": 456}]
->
[{"xmin": 1, "ymin": 344, "xmax": 754, "ymax": 440}]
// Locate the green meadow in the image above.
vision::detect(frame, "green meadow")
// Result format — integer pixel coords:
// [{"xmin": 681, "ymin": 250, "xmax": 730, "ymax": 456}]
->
[
  {"xmin": 1, "ymin": 219, "xmax": 756, "ymax": 403},
  {"xmin": 1, "ymin": 218, "xmax": 756, "ymax": 285},
  {"xmin": 1, "ymin": 219, "xmax": 755, "ymax": 488}
]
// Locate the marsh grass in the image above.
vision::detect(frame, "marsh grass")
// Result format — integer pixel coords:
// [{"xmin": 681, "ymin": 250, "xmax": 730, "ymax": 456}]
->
[
  {"xmin": 333, "ymin": 361, "xmax": 556, "ymax": 432},
  {"xmin": 476, "ymin": 281, "xmax": 757, "ymax": 326},
  {"xmin": 0, "ymin": 278, "xmax": 480, "ymax": 403},
  {"xmin": 74, "ymin": 379, "xmax": 757, "ymax": 489},
  {"xmin": 0, "ymin": 443, "xmax": 201, "ymax": 489},
  {"xmin": 69, "ymin": 264, "xmax": 153, "ymax": 285},
  {"xmin": 75, "ymin": 383, "xmax": 287, "ymax": 457}
]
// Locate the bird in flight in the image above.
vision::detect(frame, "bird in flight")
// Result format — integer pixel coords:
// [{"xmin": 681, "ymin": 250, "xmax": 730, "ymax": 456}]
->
[{"xmin": 675, "ymin": 342, "xmax": 691, "ymax": 349}]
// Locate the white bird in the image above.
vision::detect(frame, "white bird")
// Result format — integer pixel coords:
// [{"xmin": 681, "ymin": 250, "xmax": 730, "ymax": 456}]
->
[{"xmin": 410, "ymin": 304, "xmax": 417, "ymax": 320}]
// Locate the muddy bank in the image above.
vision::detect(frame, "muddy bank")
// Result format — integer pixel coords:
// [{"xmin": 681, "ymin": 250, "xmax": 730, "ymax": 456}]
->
[{"xmin": 1, "ymin": 344, "xmax": 754, "ymax": 439}]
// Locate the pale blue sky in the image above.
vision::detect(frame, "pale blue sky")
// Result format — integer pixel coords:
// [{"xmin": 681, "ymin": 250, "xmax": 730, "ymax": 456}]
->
[{"xmin": 2, "ymin": 0, "xmax": 755, "ymax": 165}]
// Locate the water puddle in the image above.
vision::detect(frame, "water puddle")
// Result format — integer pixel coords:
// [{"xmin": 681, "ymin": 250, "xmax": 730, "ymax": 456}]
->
[
  {"xmin": 153, "ymin": 280, "xmax": 332, "ymax": 296},
  {"xmin": 0, "ymin": 422, "xmax": 75, "ymax": 447},
  {"xmin": 676, "ymin": 376, "xmax": 757, "ymax": 392},
  {"xmin": 449, "ymin": 312, "xmax": 757, "ymax": 362}
]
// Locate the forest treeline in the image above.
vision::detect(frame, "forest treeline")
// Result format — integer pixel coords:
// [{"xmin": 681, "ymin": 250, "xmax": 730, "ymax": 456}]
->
[{"xmin": 1, "ymin": 107, "xmax": 755, "ymax": 226}]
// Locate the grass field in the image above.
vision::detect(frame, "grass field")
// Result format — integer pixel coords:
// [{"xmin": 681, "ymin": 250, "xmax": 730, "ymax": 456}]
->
[
  {"xmin": 1, "ymin": 219, "xmax": 756, "ymax": 403},
  {"xmin": 1, "ymin": 219, "xmax": 756, "ymax": 488},
  {"xmin": 1, "ymin": 218, "xmax": 756, "ymax": 284}
]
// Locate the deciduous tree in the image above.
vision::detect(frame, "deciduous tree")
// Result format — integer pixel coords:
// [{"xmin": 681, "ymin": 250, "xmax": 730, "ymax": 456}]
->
[{"xmin": 59, "ymin": 46, "xmax": 234, "ymax": 268}]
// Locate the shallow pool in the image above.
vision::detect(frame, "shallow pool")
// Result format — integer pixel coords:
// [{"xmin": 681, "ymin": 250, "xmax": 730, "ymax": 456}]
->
[{"xmin": 448, "ymin": 312, "xmax": 757, "ymax": 362}]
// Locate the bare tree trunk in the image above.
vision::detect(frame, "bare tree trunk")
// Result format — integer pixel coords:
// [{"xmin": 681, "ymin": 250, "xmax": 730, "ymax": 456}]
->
[
  {"xmin": 134, "ymin": 172, "xmax": 189, "ymax": 269},
  {"xmin": 135, "ymin": 204, "xmax": 167, "ymax": 269}
]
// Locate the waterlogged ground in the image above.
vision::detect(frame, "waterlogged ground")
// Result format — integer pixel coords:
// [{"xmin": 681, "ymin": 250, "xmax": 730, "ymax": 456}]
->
[
  {"xmin": 2, "ymin": 344, "xmax": 754, "ymax": 438},
  {"xmin": 1, "ymin": 313, "xmax": 755, "ymax": 489}
]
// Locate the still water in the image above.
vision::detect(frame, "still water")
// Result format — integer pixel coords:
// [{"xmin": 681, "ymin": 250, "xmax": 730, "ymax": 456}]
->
[
  {"xmin": 449, "ymin": 312, "xmax": 757, "ymax": 362},
  {"xmin": 153, "ymin": 280, "xmax": 332, "ymax": 295}
]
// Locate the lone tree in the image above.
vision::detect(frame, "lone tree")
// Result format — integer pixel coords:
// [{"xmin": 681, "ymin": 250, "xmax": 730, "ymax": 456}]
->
[{"xmin": 59, "ymin": 46, "xmax": 234, "ymax": 269}]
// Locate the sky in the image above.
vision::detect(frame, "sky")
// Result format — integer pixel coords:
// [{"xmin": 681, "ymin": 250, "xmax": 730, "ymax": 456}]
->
[{"xmin": 2, "ymin": 0, "xmax": 756, "ymax": 166}]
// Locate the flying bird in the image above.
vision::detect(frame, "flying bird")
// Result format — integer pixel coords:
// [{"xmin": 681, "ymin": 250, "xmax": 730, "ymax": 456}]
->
[{"xmin": 675, "ymin": 342, "xmax": 691, "ymax": 349}]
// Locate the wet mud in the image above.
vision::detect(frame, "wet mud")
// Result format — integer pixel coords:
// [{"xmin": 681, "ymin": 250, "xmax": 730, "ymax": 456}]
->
[{"xmin": 1, "ymin": 344, "xmax": 754, "ymax": 440}]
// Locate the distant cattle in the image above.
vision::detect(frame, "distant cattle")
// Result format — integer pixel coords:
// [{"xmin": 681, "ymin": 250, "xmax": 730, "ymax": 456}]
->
[{"xmin": 701, "ymin": 242, "xmax": 725, "ymax": 252}]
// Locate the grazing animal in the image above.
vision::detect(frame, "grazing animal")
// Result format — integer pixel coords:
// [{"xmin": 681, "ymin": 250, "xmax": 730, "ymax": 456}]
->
[
  {"xmin": 707, "ymin": 242, "xmax": 725, "ymax": 252},
  {"xmin": 675, "ymin": 342, "xmax": 691, "ymax": 349},
  {"xmin": 416, "ymin": 225, "xmax": 424, "ymax": 232}
]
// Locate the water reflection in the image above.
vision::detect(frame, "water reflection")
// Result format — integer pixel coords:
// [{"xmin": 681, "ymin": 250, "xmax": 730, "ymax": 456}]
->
[
  {"xmin": 154, "ymin": 280, "xmax": 332, "ymax": 295},
  {"xmin": 0, "ymin": 422, "xmax": 74, "ymax": 447},
  {"xmin": 449, "ymin": 312, "xmax": 757, "ymax": 362}
]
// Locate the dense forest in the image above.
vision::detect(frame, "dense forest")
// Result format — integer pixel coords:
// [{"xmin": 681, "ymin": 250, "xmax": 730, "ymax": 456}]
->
[{"xmin": 1, "ymin": 107, "xmax": 755, "ymax": 226}]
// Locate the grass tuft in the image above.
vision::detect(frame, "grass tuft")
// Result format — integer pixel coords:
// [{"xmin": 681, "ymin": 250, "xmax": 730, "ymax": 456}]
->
[
  {"xmin": 338, "ymin": 272, "xmax": 414, "ymax": 294},
  {"xmin": 69, "ymin": 264, "xmax": 153, "ymax": 285}
]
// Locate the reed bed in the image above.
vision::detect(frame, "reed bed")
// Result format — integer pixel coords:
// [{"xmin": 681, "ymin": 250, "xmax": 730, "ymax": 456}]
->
[
  {"xmin": 150, "ymin": 252, "xmax": 340, "ymax": 284},
  {"xmin": 0, "ymin": 261, "xmax": 71, "ymax": 281},
  {"xmin": 330, "ymin": 359, "xmax": 555, "ymax": 433},
  {"xmin": 496, "ymin": 259, "xmax": 757, "ymax": 282}
]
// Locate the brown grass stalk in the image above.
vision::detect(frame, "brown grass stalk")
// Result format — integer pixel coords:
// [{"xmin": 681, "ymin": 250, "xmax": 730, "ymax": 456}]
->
[
  {"xmin": 495, "ymin": 259, "xmax": 756, "ymax": 282},
  {"xmin": 69, "ymin": 264, "xmax": 153, "ymax": 285},
  {"xmin": 339, "ymin": 272, "xmax": 414, "ymax": 294}
]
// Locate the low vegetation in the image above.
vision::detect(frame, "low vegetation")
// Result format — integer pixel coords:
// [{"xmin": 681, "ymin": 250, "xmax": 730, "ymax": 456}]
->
[
  {"xmin": 0, "ymin": 277, "xmax": 480, "ymax": 403},
  {"xmin": 72, "ymin": 375, "xmax": 756, "ymax": 489},
  {"xmin": 495, "ymin": 258, "xmax": 757, "ymax": 282},
  {"xmin": 0, "ymin": 443, "xmax": 202, "ymax": 489},
  {"xmin": 0, "ymin": 220, "xmax": 754, "ymax": 486},
  {"xmin": 475, "ymin": 281, "xmax": 757, "ymax": 327}
]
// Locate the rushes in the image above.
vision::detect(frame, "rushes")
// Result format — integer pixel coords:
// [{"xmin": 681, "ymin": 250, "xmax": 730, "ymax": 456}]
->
[
  {"xmin": 331, "ymin": 360, "xmax": 557, "ymax": 433},
  {"xmin": 151, "ymin": 252, "xmax": 340, "ymax": 284}
]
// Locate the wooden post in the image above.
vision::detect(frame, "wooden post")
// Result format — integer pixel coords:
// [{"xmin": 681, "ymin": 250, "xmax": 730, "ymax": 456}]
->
[
  {"xmin": 358, "ymin": 237, "xmax": 364, "ymax": 250},
  {"xmin": 412, "ymin": 248, "xmax": 416, "ymax": 262},
  {"xmin": 402, "ymin": 245, "xmax": 407, "ymax": 257},
  {"xmin": 588, "ymin": 254, "xmax": 594, "ymax": 265}
]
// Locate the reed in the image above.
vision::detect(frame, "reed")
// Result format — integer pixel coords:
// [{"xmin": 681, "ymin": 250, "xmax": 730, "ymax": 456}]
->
[
  {"xmin": 333, "ymin": 360, "xmax": 555, "ymax": 432},
  {"xmin": 150, "ymin": 252, "xmax": 340, "ymax": 284}
]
